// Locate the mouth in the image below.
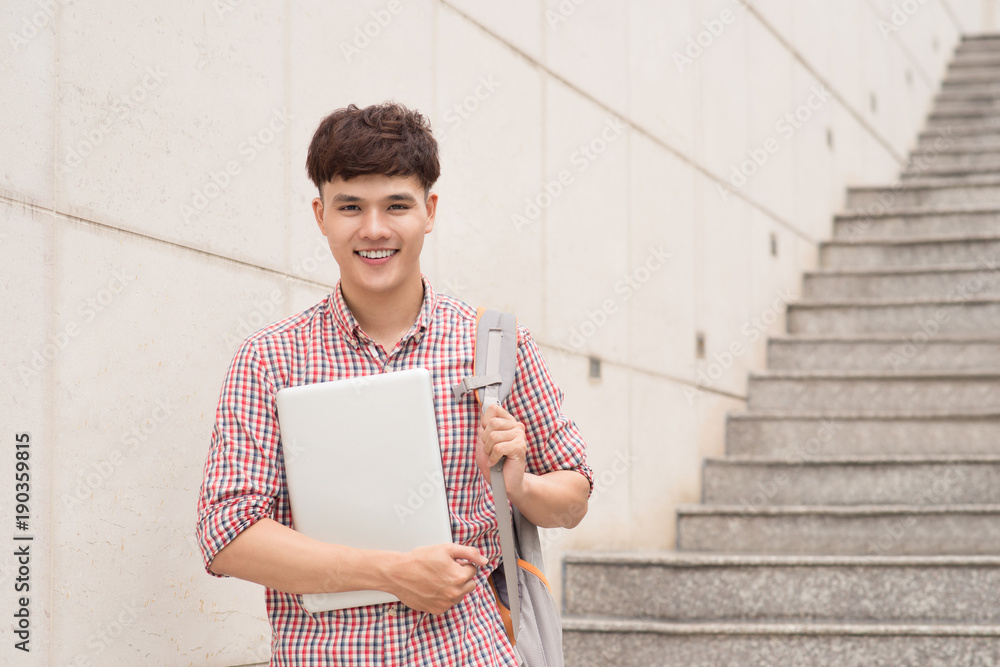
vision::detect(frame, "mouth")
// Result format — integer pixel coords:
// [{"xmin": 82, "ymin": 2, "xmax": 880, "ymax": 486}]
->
[{"xmin": 355, "ymin": 249, "xmax": 399, "ymax": 264}]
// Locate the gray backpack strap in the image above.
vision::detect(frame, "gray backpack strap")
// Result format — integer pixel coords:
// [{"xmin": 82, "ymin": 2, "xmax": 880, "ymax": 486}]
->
[
  {"xmin": 512, "ymin": 506, "xmax": 544, "ymax": 571},
  {"xmin": 452, "ymin": 309, "xmax": 517, "ymax": 403},
  {"xmin": 452, "ymin": 309, "xmax": 523, "ymax": 642}
]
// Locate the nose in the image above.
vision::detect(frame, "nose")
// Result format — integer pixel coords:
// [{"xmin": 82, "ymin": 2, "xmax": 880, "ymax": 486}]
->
[{"xmin": 358, "ymin": 208, "xmax": 392, "ymax": 240}]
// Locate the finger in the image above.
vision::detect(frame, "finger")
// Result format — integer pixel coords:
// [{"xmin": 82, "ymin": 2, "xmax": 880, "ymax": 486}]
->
[
  {"xmin": 490, "ymin": 437, "xmax": 526, "ymax": 458},
  {"xmin": 484, "ymin": 426, "xmax": 522, "ymax": 445},
  {"xmin": 480, "ymin": 402, "xmax": 511, "ymax": 427},
  {"xmin": 458, "ymin": 576, "xmax": 478, "ymax": 597},
  {"xmin": 478, "ymin": 430, "xmax": 494, "ymax": 459},
  {"xmin": 448, "ymin": 543, "xmax": 488, "ymax": 566},
  {"xmin": 483, "ymin": 421, "xmax": 524, "ymax": 447}
]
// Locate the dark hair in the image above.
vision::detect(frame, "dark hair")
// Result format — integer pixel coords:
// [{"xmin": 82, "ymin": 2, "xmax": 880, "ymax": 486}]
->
[{"xmin": 306, "ymin": 102, "xmax": 440, "ymax": 198}]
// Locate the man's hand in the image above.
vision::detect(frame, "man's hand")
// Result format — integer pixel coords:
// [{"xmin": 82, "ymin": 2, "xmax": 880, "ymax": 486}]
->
[
  {"xmin": 389, "ymin": 543, "xmax": 487, "ymax": 615},
  {"xmin": 476, "ymin": 403, "xmax": 528, "ymax": 498}
]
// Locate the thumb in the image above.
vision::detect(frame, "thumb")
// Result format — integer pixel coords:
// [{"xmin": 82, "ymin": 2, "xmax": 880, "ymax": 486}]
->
[{"xmin": 448, "ymin": 543, "xmax": 488, "ymax": 566}]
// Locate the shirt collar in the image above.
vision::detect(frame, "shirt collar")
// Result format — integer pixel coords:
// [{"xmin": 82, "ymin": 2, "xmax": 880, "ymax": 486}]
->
[{"xmin": 329, "ymin": 274, "xmax": 437, "ymax": 349}]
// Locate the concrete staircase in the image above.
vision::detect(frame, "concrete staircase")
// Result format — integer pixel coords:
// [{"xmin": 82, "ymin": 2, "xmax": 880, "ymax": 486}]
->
[{"xmin": 562, "ymin": 34, "xmax": 1000, "ymax": 666}]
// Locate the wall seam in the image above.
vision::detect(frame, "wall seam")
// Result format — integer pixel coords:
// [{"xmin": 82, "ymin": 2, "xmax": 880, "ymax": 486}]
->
[
  {"xmin": 860, "ymin": 0, "xmax": 936, "ymax": 89},
  {"xmin": 540, "ymin": 343, "xmax": 749, "ymax": 403},
  {"xmin": 437, "ymin": 0, "xmax": 818, "ymax": 246},
  {"xmin": 0, "ymin": 194, "xmax": 337, "ymax": 292},
  {"xmin": 938, "ymin": 0, "xmax": 967, "ymax": 33},
  {"xmin": 745, "ymin": 4, "xmax": 907, "ymax": 166}
]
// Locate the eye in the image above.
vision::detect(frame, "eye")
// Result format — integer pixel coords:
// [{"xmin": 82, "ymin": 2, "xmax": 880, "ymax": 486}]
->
[
  {"xmin": 339, "ymin": 205, "xmax": 361, "ymax": 212},
  {"xmin": 389, "ymin": 204, "xmax": 411, "ymax": 210}
]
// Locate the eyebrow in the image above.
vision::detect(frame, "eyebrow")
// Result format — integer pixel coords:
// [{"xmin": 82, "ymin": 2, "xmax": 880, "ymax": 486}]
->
[
  {"xmin": 330, "ymin": 192, "xmax": 419, "ymax": 204},
  {"xmin": 386, "ymin": 193, "xmax": 418, "ymax": 204},
  {"xmin": 331, "ymin": 193, "xmax": 362, "ymax": 203}
]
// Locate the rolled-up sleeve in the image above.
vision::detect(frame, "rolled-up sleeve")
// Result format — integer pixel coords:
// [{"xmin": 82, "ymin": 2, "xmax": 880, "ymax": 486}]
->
[
  {"xmin": 506, "ymin": 326, "xmax": 593, "ymax": 495},
  {"xmin": 196, "ymin": 340, "xmax": 283, "ymax": 576}
]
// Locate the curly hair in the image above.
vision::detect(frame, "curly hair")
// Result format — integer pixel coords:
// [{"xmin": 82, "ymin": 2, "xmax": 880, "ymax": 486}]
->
[{"xmin": 306, "ymin": 102, "xmax": 440, "ymax": 198}]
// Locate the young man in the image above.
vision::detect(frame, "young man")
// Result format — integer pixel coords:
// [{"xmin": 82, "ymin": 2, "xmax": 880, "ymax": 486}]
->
[{"xmin": 196, "ymin": 102, "xmax": 592, "ymax": 666}]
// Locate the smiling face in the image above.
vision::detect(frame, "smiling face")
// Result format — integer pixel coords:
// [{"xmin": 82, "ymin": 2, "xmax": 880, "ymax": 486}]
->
[{"xmin": 312, "ymin": 174, "xmax": 437, "ymax": 306}]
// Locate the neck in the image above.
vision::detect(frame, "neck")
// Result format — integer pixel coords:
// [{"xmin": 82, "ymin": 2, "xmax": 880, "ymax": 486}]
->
[{"xmin": 341, "ymin": 275, "xmax": 425, "ymax": 349}]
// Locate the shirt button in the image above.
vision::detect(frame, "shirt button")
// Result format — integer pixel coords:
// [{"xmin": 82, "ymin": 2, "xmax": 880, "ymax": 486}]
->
[{"xmin": 386, "ymin": 606, "xmax": 397, "ymax": 616}]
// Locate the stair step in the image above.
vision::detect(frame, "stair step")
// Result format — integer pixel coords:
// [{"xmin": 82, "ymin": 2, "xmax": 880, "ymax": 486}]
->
[
  {"xmin": 787, "ymin": 297, "xmax": 1000, "ymax": 335},
  {"xmin": 959, "ymin": 34, "xmax": 1000, "ymax": 42},
  {"xmin": 936, "ymin": 81, "xmax": 1000, "ymax": 94},
  {"xmin": 918, "ymin": 122, "xmax": 1000, "ymax": 137},
  {"xmin": 676, "ymin": 504, "xmax": 1000, "ymax": 555},
  {"xmin": 902, "ymin": 166, "xmax": 1000, "ymax": 180},
  {"xmin": 767, "ymin": 334, "xmax": 1000, "ymax": 372},
  {"xmin": 563, "ymin": 618, "xmax": 1000, "ymax": 667},
  {"xmin": 803, "ymin": 265, "xmax": 1000, "ymax": 299},
  {"xmin": 725, "ymin": 411, "xmax": 1000, "ymax": 458},
  {"xmin": 926, "ymin": 115, "xmax": 1000, "ymax": 132},
  {"xmin": 937, "ymin": 87, "xmax": 1000, "ymax": 103},
  {"xmin": 563, "ymin": 552, "xmax": 1000, "ymax": 623},
  {"xmin": 907, "ymin": 147, "xmax": 1000, "ymax": 170},
  {"xmin": 930, "ymin": 99, "xmax": 1000, "ymax": 114},
  {"xmin": 950, "ymin": 54, "xmax": 1000, "ymax": 68},
  {"xmin": 703, "ymin": 455, "xmax": 1000, "ymax": 505},
  {"xmin": 943, "ymin": 71, "xmax": 1000, "ymax": 86},
  {"xmin": 932, "ymin": 101, "xmax": 1000, "ymax": 116},
  {"xmin": 747, "ymin": 370, "xmax": 1000, "ymax": 414},
  {"xmin": 918, "ymin": 131, "xmax": 1000, "ymax": 149},
  {"xmin": 833, "ymin": 206, "xmax": 1000, "ymax": 241},
  {"xmin": 821, "ymin": 235, "xmax": 1000, "ymax": 268},
  {"xmin": 844, "ymin": 177, "xmax": 1000, "ymax": 210}
]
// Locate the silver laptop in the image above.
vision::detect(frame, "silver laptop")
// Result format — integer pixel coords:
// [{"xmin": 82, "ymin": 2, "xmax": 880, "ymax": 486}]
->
[{"xmin": 275, "ymin": 368, "xmax": 453, "ymax": 613}]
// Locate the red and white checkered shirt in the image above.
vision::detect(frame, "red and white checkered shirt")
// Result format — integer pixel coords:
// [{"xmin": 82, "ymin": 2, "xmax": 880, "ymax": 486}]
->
[{"xmin": 196, "ymin": 275, "xmax": 592, "ymax": 666}]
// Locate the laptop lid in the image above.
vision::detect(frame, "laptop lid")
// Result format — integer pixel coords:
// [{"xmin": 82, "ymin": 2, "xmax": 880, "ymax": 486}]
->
[{"xmin": 275, "ymin": 367, "xmax": 453, "ymax": 613}]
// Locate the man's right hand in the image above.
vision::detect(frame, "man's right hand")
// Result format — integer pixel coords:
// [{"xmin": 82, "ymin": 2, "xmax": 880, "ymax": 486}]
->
[{"xmin": 387, "ymin": 543, "xmax": 488, "ymax": 615}]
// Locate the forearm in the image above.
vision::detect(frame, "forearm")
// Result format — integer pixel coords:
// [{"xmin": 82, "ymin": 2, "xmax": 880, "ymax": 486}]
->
[
  {"xmin": 209, "ymin": 517, "xmax": 401, "ymax": 595},
  {"xmin": 506, "ymin": 469, "xmax": 590, "ymax": 529}
]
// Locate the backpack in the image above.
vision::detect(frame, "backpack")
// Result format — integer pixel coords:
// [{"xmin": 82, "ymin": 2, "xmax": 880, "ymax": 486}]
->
[{"xmin": 451, "ymin": 308, "xmax": 565, "ymax": 667}]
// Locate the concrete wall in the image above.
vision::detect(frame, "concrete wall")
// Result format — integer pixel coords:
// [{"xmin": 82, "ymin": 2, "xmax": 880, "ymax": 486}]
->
[{"xmin": 1, "ymin": 0, "xmax": 995, "ymax": 664}]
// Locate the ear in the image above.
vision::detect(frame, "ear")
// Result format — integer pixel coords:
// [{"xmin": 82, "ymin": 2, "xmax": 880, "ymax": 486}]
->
[
  {"xmin": 423, "ymin": 192, "xmax": 438, "ymax": 235},
  {"xmin": 312, "ymin": 194, "xmax": 327, "ymax": 236}
]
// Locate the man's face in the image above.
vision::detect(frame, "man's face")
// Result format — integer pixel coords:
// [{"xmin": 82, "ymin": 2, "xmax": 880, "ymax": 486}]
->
[{"xmin": 312, "ymin": 174, "xmax": 437, "ymax": 302}]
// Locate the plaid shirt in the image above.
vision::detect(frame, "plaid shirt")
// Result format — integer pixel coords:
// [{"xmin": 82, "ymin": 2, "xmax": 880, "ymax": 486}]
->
[{"xmin": 196, "ymin": 275, "xmax": 592, "ymax": 666}]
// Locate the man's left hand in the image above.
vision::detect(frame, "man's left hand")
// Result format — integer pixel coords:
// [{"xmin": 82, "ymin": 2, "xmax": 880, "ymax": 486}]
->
[{"xmin": 476, "ymin": 403, "xmax": 528, "ymax": 500}]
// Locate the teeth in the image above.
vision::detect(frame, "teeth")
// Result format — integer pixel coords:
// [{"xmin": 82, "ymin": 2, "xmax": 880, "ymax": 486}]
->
[{"xmin": 358, "ymin": 249, "xmax": 396, "ymax": 259}]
